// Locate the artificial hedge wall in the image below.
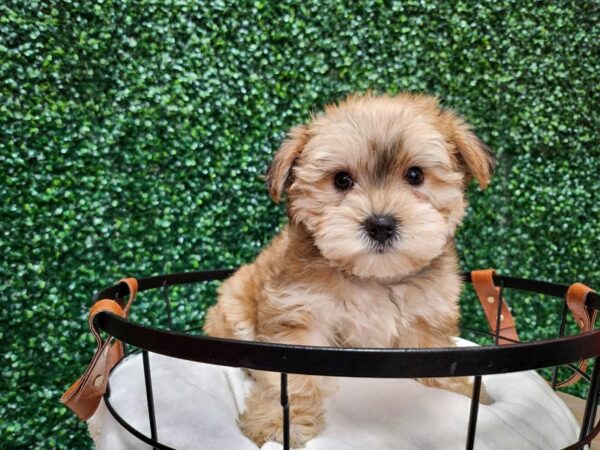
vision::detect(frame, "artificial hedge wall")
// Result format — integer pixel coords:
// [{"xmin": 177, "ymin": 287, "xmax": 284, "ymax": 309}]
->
[{"xmin": 1, "ymin": 1, "xmax": 599, "ymax": 448}]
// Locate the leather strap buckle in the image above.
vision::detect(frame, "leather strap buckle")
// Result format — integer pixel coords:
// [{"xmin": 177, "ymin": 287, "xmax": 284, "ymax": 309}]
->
[
  {"xmin": 555, "ymin": 282, "xmax": 597, "ymax": 388},
  {"xmin": 471, "ymin": 269, "xmax": 519, "ymax": 345},
  {"xmin": 61, "ymin": 278, "xmax": 138, "ymax": 420},
  {"xmin": 472, "ymin": 270, "xmax": 596, "ymax": 387}
]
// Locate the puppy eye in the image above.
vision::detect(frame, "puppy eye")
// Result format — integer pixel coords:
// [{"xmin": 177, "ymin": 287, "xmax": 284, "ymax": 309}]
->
[
  {"xmin": 405, "ymin": 167, "xmax": 424, "ymax": 186},
  {"xmin": 334, "ymin": 172, "xmax": 354, "ymax": 190}
]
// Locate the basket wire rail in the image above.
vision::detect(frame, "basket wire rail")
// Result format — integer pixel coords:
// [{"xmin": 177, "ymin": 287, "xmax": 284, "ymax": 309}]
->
[{"xmin": 90, "ymin": 270, "xmax": 600, "ymax": 450}]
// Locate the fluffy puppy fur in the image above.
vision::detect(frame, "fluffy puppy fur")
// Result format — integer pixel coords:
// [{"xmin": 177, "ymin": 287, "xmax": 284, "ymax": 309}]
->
[{"xmin": 204, "ymin": 92, "xmax": 496, "ymax": 447}]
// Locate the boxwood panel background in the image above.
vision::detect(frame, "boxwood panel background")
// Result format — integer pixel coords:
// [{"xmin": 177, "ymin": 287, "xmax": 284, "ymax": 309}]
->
[{"xmin": 1, "ymin": 1, "xmax": 599, "ymax": 448}]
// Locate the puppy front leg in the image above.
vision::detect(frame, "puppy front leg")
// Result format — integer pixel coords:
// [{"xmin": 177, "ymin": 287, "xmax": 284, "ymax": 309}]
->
[
  {"xmin": 240, "ymin": 327, "xmax": 331, "ymax": 448},
  {"xmin": 240, "ymin": 370, "xmax": 327, "ymax": 448}
]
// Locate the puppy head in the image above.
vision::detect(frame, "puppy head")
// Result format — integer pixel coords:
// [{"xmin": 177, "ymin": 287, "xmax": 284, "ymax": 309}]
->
[{"xmin": 266, "ymin": 93, "xmax": 495, "ymax": 279}]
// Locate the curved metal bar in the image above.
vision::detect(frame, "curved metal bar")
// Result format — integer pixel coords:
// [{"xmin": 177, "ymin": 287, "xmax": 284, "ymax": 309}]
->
[
  {"xmin": 93, "ymin": 269, "xmax": 235, "ymax": 302},
  {"xmin": 95, "ymin": 312, "xmax": 600, "ymax": 378},
  {"xmin": 92, "ymin": 269, "xmax": 600, "ymax": 311},
  {"xmin": 103, "ymin": 385, "xmax": 176, "ymax": 450},
  {"xmin": 563, "ymin": 407, "xmax": 600, "ymax": 450},
  {"xmin": 92, "ymin": 270, "xmax": 600, "ymax": 450},
  {"xmin": 103, "ymin": 358, "xmax": 600, "ymax": 450}
]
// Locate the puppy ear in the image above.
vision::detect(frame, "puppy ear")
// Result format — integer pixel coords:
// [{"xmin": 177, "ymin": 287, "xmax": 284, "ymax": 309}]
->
[
  {"xmin": 265, "ymin": 125, "xmax": 309, "ymax": 203},
  {"xmin": 442, "ymin": 111, "xmax": 496, "ymax": 189}
]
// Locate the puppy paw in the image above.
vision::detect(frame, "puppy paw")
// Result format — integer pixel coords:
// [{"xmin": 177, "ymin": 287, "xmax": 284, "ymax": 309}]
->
[
  {"xmin": 239, "ymin": 393, "xmax": 325, "ymax": 448},
  {"xmin": 239, "ymin": 407, "xmax": 323, "ymax": 448},
  {"xmin": 239, "ymin": 409, "xmax": 284, "ymax": 447},
  {"xmin": 478, "ymin": 384, "xmax": 494, "ymax": 405}
]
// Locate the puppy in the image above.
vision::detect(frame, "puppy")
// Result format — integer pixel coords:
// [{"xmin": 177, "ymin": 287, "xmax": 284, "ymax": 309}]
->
[{"xmin": 204, "ymin": 92, "xmax": 495, "ymax": 447}]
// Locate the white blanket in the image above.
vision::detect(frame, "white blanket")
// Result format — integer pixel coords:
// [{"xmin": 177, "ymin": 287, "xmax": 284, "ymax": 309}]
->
[{"xmin": 89, "ymin": 341, "xmax": 579, "ymax": 450}]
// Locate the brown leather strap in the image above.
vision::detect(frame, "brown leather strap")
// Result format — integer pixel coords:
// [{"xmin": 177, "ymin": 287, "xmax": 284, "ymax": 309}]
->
[
  {"xmin": 61, "ymin": 278, "xmax": 138, "ymax": 420},
  {"xmin": 118, "ymin": 277, "xmax": 138, "ymax": 315},
  {"xmin": 471, "ymin": 269, "xmax": 520, "ymax": 345},
  {"xmin": 555, "ymin": 282, "xmax": 597, "ymax": 388}
]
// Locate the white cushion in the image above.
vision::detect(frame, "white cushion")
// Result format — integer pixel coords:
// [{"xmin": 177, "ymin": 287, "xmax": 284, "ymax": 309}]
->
[{"xmin": 89, "ymin": 340, "xmax": 579, "ymax": 450}]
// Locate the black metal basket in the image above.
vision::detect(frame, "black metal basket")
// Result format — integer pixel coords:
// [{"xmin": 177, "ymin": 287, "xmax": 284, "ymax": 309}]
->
[{"xmin": 92, "ymin": 270, "xmax": 600, "ymax": 450}]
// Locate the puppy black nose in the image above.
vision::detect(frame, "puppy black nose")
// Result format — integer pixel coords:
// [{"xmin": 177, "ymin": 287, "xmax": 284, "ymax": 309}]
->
[{"xmin": 364, "ymin": 215, "xmax": 397, "ymax": 243}]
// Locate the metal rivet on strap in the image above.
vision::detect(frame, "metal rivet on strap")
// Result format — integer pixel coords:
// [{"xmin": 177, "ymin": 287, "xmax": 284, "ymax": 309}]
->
[
  {"xmin": 94, "ymin": 375, "xmax": 104, "ymax": 387},
  {"xmin": 486, "ymin": 296, "xmax": 495, "ymax": 303}
]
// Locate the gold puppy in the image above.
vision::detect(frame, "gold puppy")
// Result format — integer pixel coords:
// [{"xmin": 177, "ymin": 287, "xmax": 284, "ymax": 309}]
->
[{"xmin": 204, "ymin": 92, "xmax": 495, "ymax": 447}]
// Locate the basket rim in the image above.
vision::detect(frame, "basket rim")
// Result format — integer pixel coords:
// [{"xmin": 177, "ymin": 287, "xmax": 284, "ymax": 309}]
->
[{"xmin": 92, "ymin": 269, "xmax": 600, "ymax": 378}]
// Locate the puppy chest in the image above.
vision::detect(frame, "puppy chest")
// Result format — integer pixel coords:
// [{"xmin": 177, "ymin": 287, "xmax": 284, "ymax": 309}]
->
[
  {"xmin": 330, "ymin": 290, "xmax": 403, "ymax": 347},
  {"xmin": 269, "ymin": 282, "xmax": 426, "ymax": 348}
]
